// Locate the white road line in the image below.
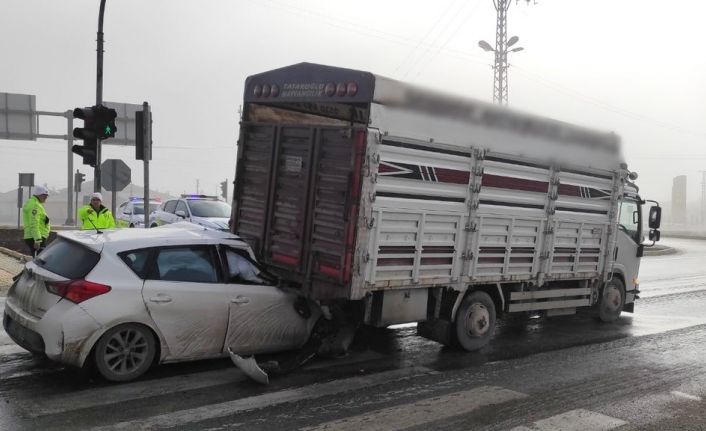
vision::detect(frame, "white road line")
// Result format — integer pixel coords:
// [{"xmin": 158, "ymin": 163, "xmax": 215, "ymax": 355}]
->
[
  {"xmin": 0, "ymin": 344, "xmax": 27, "ymax": 356},
  {"xmin": 671, "ymin": 391, "xmax": 702, "ymax": 401},
  {"xmin": 510, "ymin": 409, "xmax": 627, "ymax": 431},
  {"xmin": 19, "ymin": 368, "xmax": 250, "ymax": 417},
  {"xmin": 90, "ymin": 366, "xmax": 436, "ymax": 431},
  {"xmin": 301, "ymin": 386, "xmax": 528, "ymax": 431}
]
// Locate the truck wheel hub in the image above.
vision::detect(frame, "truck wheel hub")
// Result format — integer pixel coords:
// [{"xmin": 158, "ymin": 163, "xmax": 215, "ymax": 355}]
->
[{"xmin": 466, "ymin": 303, "xmax": 489, "ymax": 336}]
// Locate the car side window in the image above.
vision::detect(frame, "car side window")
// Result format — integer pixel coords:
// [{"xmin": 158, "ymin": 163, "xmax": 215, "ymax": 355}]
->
[
  {"xmin": 175, "ymin": 201, "xmax": 189, "ymax": 215},
  {"xmin": 151, "ymin": 246, "xmax": 218, "ymax": 283},
  {"xmin": 119, "ymin": 249, "xmax": 152, "ymax": 278},
  {"xmin": 164, "ymin": 200, "xmax": 177, "ymax": 213},
  {"xmin": 118, "ymin": 202, "xmax": 128, "ymax": 214},
  {"xmin": 224, "ymin": 248, "xmax": 264, "ymax": 284}
]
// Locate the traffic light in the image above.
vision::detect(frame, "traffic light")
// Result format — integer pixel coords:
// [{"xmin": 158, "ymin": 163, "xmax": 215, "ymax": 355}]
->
[
  {"xmin": 220, "ymin": 180, "xmax": 228, "ymax": 200},
  {"xmin": 74, "ymin": 171, "xmax": 86, "ymax": 193},
  {"xmin": 95, "ymin": 105, "xmax": 117, "ymax": 140},
  {"xmin": 71, "ymin": 105, "xmax": 117, "ymax": 167},
  {"xmin": 72, "ymin": 106, "xmax": 98, "ymax": 167}
]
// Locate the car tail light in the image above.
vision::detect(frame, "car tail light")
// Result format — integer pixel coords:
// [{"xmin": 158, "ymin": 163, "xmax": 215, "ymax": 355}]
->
[{"xmin": 46, "ymin": 280, "xmax": 111, "ymax": 304}]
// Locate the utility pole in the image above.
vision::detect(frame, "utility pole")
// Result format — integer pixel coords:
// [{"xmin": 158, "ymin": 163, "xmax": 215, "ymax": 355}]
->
[
  {"xmin": 699, "ymin": 171, "xmax": 706, "ymax": 226},
  {"xmin": 479, "ymin": 0, "xmax": 535, "ymax": 105},
  {"xmin": 94, "ymin": 0, "xmax": 107, "ymax": 192}
]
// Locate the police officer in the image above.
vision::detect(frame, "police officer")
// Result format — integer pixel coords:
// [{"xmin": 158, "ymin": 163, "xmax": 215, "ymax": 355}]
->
[
  {"xmin": 22, "ymin": 185, "xmax": 51, "ymax": 256},
  {"xmin": 78, "ymin": 192, "xmax": 116, "ymax": 230}
]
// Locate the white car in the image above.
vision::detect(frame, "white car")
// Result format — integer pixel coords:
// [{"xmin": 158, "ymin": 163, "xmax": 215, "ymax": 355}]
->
[
  {"xmin": 115, "ymin": 198, "xmax": 161, "ymax": 228},
  {"xmin": 149, "ymin": 195, "xmax": 231, "ymax": 231},
  {"xmin": 2, "ymin": 223, "xmax": 320, "ymax": 382}
]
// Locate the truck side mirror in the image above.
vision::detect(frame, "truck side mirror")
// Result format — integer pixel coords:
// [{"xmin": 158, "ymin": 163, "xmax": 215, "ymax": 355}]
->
[
  {"xmin": 648, "ymin": 206, "xmax": 661, "ymax": 229},
  {"xmin": 649, "ymin": 229, "xmax": 660, "ymax": 242}
]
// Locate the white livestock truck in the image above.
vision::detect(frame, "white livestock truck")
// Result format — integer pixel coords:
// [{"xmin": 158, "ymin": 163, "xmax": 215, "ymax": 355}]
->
[{"xmin": 230, "ymin": 63, "xmax": 662, "ymax": 351}]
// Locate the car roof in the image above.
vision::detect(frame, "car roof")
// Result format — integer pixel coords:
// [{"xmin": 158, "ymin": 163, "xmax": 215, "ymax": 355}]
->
[{"xmin": 58, "ymin": 222, "xmax": 245, "ymax": 253}]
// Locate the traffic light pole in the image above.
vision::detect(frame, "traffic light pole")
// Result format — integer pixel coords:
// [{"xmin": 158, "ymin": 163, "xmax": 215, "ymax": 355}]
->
[
  {"xmin": 94, "ymin": 0, "xmax": 107, "ymax": 192},
  {"xmin": 141, "ymin": 102, "xmax": 152, "ymax": 228},
  {"xmin": 66, "ymin": 110, "xmax": 75, "ymax": 225}
]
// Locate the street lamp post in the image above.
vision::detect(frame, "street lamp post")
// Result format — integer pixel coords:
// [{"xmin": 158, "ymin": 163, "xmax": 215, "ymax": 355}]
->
[{"xmin": 478, "ymin": 35, "xmax": 523, "ymax": 105}]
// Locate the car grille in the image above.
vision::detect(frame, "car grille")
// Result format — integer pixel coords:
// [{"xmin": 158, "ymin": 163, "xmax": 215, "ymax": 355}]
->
[{"xmin": 3, "ymin": 313, "xmax": 44, "ymax": 354}]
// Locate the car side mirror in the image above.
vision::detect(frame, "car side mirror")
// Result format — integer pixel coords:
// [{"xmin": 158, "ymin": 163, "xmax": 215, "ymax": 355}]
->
[
  {"xmin": 649, "ymin": 229, "xmax": 660, "ymax": 242},
  {"xmin": 175, "ymin": 210, "xmax": 187, "ymax": 218},
  {"xmin": 648, "ymin": 206, "xmax": 661, "ymax": 229}
]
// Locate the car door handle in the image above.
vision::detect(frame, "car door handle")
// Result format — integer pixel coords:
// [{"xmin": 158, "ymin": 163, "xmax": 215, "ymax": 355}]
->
[
  {"xmin": 148, "ymin": 295, "xmax": 172, "ymax": 303},
  {"xmin": 231, "ymin": 296, "xmax": 250, "ymax": 304}
]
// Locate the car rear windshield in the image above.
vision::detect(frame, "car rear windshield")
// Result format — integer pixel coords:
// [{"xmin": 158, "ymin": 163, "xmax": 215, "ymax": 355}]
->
[
  {"xmin": 188, "ymin": 200, "xmax": 231, "ymax": 218},
  {"xmin": 35, "ymin": 238, "xmax": 101, "ymax": 279}
]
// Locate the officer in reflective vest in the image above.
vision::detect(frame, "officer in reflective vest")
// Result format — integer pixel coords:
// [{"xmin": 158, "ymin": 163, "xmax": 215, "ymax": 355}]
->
[
  {"xmin": 22, "ymin": 185, "xmax": 51, "ymax": 256},
  {"xmin": 78, "ymin": 192, "xmax": 116, "ymax": 230}
]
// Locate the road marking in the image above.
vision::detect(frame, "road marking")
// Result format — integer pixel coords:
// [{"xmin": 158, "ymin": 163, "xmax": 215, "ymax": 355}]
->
[
  {"xmin": 510, "ymin": 409, "xmax": 627, "ymax": 431},
  {"xmin": 0, "ymin": 344, "xmax": 27, "ymax": 356},
  {"xmin": 90, "ymin": 366, "xmax": 436, "ymax": 431},
  {"xmin": 671, "ymin": 391, "xmax": 702, "ymax": 401},
  {"xmin": 19, "ymin": 368, "xmax": 250, "ymax": 417},
  {"xmin": 301, "ymin": 386, "xmax": 528, "ymax": 431}
]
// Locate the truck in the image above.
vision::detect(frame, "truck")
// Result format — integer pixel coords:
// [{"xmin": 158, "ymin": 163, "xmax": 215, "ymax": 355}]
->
[{"xmin": 229, "ymin": 62, "xmax": 662, "ymax": 351}]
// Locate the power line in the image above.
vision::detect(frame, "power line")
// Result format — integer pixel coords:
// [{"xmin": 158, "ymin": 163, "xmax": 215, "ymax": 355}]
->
[
  {"xmin": 399, "ymin": 0, "xmax": 470, "ymax": 78},
  {"xmin": 394, "ymin": 0, "xmax": 463, "ymax": 76},
  {"xmin": 413, "ymin": 0, "xmax": 484, "ymax": 79}
]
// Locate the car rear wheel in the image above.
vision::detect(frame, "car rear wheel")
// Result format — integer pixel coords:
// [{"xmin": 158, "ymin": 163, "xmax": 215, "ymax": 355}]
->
[{"xmin": 94, "ymin": 323, "xmax": 156, "ymax": 382}]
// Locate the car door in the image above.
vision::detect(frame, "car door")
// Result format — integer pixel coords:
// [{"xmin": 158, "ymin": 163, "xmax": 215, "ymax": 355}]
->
[
  {"xmin": 116, "ymin": 202, "xmax": 129, "ymax": 227},
  {"xmin": 175, "ymin": 200, "xmax": 190, "ymax": 223},
  {"xmin": 220, "ymin": 246, "xmax": 315, "ymax": 356},
  {"xmin": 142, "ymin": 245, "xmax": 230, "ymax": 360},
  {"xmin": 615, "ymin": 198, "xmax": 642, "ymax": 293}
]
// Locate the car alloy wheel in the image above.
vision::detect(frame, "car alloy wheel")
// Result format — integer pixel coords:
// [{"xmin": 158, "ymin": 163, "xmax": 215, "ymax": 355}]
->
[{"xmin": 94, "ymin": 323, "xmax": 156, "ymax": 382}]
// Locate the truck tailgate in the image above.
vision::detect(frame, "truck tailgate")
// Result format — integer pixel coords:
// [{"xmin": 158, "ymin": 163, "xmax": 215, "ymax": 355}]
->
[{"xmin": 233, "ymin": 123, "xmax": 366, "ymax": 299}]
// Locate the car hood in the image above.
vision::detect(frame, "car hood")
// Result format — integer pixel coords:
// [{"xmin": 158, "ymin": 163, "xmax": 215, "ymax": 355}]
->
[{"xmin": 191, "ymin": 217, "xmax": 230, "ymax": 231}]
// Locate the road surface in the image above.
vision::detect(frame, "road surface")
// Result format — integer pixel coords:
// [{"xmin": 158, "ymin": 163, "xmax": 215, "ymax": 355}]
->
[{"xmin": 1, "ymin": 238, "xmax": 705, "ymax": 430}]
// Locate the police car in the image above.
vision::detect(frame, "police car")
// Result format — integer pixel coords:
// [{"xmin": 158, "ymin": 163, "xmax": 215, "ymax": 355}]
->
[
  {"xmin": 116, "ymin": 197, "xmax": 162, "ymax": 228},
  {"xmin": 149, "ymin": 195, "xmax": 231, "ymax": 231}
]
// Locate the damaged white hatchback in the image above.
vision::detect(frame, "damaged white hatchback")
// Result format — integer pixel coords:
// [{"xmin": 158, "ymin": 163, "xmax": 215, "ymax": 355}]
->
[{"xmin": 2, "ymin": 223, "xmax": 321, "ymax": 382}]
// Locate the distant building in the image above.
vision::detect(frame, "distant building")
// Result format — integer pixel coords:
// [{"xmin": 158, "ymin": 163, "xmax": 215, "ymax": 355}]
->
[{"xmin": 672, "ymin": 175, "xmax": 687, "ymax": 225}]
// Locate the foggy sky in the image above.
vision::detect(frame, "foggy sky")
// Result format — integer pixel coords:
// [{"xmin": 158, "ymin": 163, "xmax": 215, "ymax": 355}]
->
[{"xmin": 1, "ymin": 0, "xmax": 705, "ymax": 203}]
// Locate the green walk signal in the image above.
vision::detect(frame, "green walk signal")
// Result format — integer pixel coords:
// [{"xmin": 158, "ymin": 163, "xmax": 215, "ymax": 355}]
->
[{"xmin": 95, "ymin": 105, "xmax": 118, "ymax": 140}]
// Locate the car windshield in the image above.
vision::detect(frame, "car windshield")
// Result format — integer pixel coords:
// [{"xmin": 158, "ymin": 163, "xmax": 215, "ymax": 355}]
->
[
  {"xmin": 187, "ymin": 200, "xmax": 231, "ymax": 218},
  {"xmin": 133, "ymin": 203, "xmax": 160, "ymax": 215}
]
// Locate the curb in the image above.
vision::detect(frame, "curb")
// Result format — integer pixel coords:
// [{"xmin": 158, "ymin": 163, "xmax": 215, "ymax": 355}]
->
[{"xmin": 0, "ymin": 246, "xmax": 30, "ymax": 262}]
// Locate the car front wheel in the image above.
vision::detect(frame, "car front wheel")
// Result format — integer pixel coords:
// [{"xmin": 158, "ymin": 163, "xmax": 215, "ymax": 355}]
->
[{"xmin": 93, "ymin": 323, "xmax": 156, "ymax": 382}]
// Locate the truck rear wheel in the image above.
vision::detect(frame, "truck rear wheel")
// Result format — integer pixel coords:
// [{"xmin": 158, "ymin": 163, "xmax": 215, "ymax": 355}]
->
[
  {"xmin": 454, "ymin": 291, "xmax": 496, "ymax": 351},
  {"xmin": 597, "ymin": 278, "xmax": 625, "ymax": 323}
]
